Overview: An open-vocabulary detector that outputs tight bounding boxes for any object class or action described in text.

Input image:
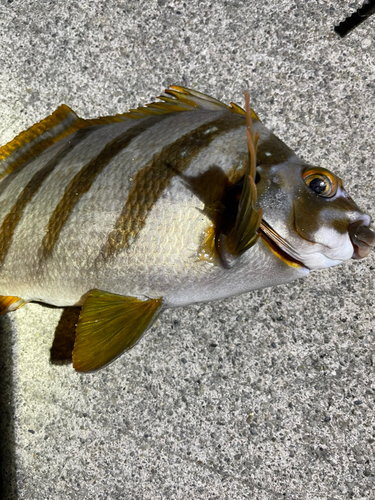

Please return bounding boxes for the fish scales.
[102,112,246,259]
[0,86,373,372]
[0,127,97,267]
[0,108,248,303]
[41,110,228,260]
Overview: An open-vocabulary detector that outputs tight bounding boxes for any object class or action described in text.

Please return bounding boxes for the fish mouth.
[259,220,306,269]
[349,220,375,259]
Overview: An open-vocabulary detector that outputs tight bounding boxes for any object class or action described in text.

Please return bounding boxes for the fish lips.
[349,220,375,259]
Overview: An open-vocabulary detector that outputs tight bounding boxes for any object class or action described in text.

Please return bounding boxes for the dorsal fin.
[121,86,260,120]
[0,86,259,180]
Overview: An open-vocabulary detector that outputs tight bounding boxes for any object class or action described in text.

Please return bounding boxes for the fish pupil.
[309,177,327,194]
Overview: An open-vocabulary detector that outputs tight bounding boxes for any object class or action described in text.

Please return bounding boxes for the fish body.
[0,106,304,306]
[0,87,373,371]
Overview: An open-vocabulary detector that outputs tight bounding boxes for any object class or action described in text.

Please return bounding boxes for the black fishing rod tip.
[334,0,375,38]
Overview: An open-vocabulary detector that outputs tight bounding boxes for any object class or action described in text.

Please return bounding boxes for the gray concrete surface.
[0,1,374,499]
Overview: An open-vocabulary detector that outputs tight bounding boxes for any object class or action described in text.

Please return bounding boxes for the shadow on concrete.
[0,314,18,500]
[50,306,80,366]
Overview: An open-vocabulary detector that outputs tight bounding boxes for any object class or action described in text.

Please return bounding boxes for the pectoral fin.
[216,91,263,268]
[0,295,25,314]
[72,289,163,372]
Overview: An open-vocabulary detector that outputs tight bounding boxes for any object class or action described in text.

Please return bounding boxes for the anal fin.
[0,295,25,314]
[72,289,162,372]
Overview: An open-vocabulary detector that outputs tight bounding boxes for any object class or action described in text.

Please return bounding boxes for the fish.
[0,86,373,372]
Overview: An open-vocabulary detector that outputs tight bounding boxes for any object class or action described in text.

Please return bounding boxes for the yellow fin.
[72,290,163,372]
[0,295,25,314]
[229,101,260,120]
[121,85,259,119]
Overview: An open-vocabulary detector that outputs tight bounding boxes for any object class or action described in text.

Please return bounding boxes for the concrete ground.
[0,1,374,499]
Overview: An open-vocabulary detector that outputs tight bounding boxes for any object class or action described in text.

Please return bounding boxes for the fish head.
[256,159,375,270]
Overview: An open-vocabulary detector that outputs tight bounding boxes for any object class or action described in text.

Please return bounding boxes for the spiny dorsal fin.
[216,91,263,268]
[123,85,260,120]
[72,290,163,372]
[0,295,25,314]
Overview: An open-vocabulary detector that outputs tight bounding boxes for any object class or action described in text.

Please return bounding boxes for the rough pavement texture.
[0,1,374,499]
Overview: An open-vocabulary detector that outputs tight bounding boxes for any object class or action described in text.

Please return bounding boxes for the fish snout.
[349,219,375,259]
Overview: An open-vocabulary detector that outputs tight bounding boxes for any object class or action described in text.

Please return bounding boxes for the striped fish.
[0,86,373,372]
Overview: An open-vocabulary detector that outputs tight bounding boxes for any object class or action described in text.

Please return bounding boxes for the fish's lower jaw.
[304,234,359,270]
[294,244,352,270]
[260,220,365,271]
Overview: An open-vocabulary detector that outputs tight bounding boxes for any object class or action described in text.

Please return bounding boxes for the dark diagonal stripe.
[101,112,245,260]
[0,127,96,267]
[0,125,96,200]
[40,113,172,260]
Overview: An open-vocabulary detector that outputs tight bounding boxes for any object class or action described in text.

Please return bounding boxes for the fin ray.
[0,295,25,314]
[72,289,162,372]
[116,85,257,119]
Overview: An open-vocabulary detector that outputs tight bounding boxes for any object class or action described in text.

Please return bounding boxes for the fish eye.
[303,168,337,198]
